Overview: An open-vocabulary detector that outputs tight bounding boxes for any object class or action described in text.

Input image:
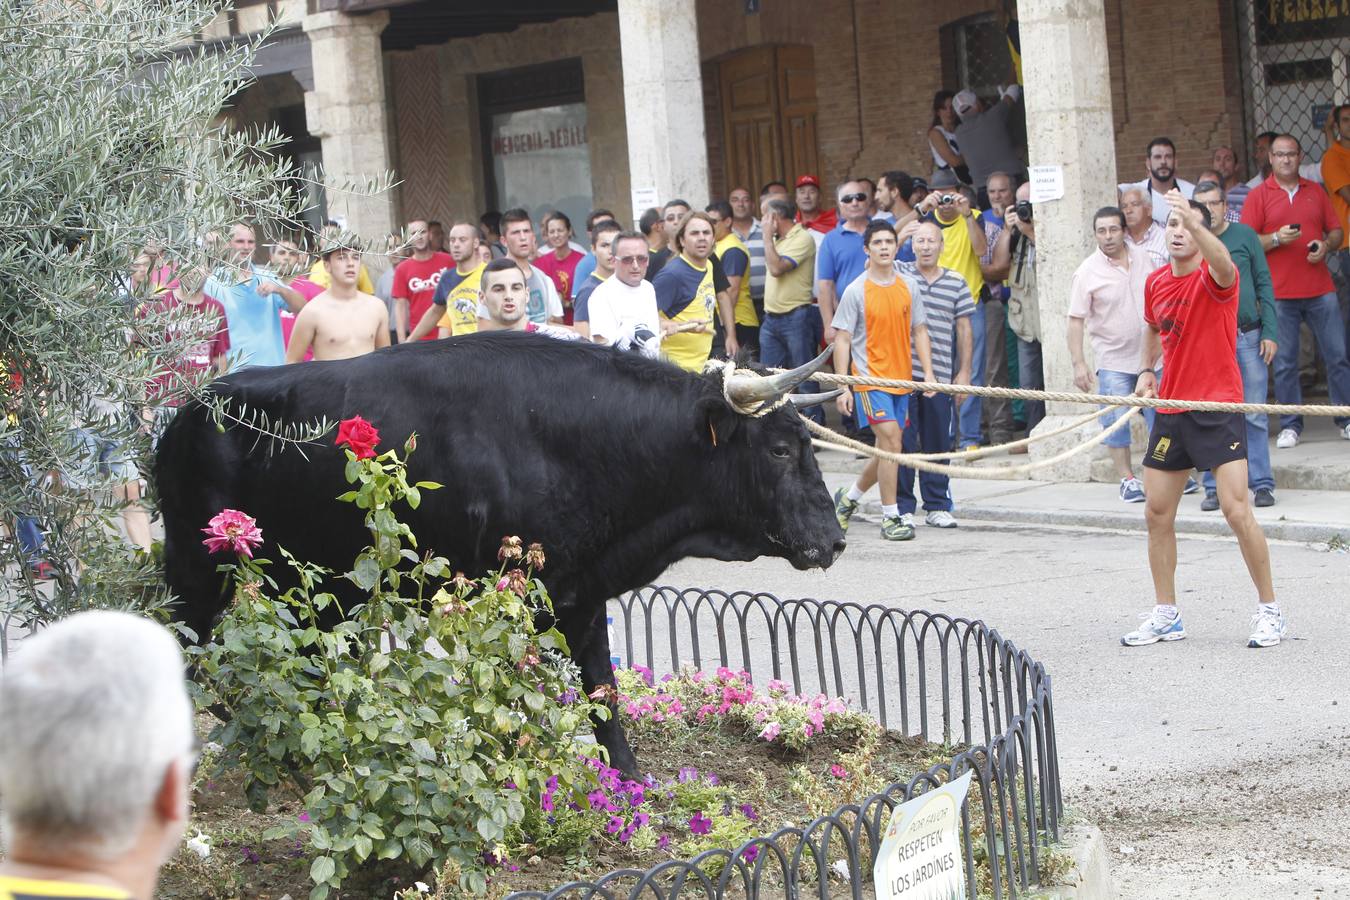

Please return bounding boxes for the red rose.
[335,415,380,459]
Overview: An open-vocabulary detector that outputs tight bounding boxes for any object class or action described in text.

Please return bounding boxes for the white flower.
[830,859,850,880]
[185,830,212,859]
[414,883,430,894]
[203,741,224,755]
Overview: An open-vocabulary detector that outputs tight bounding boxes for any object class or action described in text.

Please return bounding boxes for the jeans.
[14,515,44,564]
[956,301,986,447]
[761,304,824,423]
[1331,249,1350,350]
[1097,369,1156,448]
[1202,328,1274,493]
[982,300,1015,442]
[1016,338,1045,432]
[1273,292,1350,432]
[898,392,955,515]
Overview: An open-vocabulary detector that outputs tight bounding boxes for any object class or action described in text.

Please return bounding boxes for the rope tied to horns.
[705,358,793,418]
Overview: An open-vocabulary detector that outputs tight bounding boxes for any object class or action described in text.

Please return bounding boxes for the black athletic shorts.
[1143,411,1247,472]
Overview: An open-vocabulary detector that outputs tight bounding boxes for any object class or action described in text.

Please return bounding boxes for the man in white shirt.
[1121,187,1168,269]
[1118,137,1195,226]
[587,231,666,359]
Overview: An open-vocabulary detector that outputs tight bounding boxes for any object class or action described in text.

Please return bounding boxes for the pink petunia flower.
[829,764,849,779]
[201,509,263,558]
[758,722,781,742]
[689,811,712,835]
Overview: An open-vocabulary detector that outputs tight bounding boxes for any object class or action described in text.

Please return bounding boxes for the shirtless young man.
[285,245,390,363]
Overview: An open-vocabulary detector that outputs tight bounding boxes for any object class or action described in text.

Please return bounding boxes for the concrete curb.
[858,500,1347,543]
[1036,825,1116,899]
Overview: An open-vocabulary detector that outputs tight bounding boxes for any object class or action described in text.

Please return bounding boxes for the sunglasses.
[618,255,649,266]
[841,193,869,204]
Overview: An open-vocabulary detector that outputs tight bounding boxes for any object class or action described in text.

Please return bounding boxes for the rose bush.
[191,418,609,899]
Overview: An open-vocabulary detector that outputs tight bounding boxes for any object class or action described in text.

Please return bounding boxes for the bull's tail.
[155,401,239,645]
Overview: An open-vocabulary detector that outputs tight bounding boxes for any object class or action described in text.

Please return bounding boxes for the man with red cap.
[795,175,838,237]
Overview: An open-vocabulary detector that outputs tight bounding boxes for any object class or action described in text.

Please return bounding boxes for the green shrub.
[190,420,607,898]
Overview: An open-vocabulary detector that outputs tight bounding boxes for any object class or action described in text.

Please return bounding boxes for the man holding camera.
[902,189,987,448]
[1241,133,1349,448]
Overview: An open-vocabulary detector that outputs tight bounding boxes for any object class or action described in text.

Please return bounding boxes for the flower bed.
[160,666,958,899]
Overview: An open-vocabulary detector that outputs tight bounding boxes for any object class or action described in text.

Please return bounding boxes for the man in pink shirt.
[1068,206,1177,503]
[1241,133,1348,446]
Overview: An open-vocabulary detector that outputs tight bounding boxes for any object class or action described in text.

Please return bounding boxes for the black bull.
[156,332,846,774]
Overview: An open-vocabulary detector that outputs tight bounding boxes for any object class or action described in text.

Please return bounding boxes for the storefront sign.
[872,771,972,900]
[1256,0,1350,45]
[488,102,592,233]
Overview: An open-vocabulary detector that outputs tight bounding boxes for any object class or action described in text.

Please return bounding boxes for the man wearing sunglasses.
[587,231,667,359]
[0,611,196,900]
[816,180,874,347]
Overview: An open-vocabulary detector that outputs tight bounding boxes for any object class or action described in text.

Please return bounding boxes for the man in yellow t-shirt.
[408,222,487,340]
[761,195,823,419]
[0,612,196,900]
[708,200,758,356]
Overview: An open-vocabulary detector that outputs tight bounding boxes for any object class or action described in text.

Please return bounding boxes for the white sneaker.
[1341,423,1350,441]
[925,510,958,528]
[1275,428,1299,449]
[1247,606,1287,648]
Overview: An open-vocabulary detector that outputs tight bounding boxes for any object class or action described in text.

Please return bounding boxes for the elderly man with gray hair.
[0,611,195,900]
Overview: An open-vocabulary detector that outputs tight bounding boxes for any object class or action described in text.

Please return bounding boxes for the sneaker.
[881,513,916,541]
[833,487,859,533]
[1200,490,1219,511]
[1253,487,1275,508]
[1183,477,1200,495]
[1276,428,1299,449]
[1120,609,1187,647]
[1247,606,1287,648]
[925,510,958,529]
[1119,476,1145,503]
[1341,424,1350,441]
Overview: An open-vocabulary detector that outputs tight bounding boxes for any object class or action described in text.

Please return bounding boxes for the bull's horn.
[790,389,844,406]
[725,347,834,406]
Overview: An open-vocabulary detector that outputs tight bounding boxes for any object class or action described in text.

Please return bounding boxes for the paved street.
[657,511,1350,898]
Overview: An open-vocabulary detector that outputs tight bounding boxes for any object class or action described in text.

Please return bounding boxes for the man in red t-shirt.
[139,265,230,406]
[391,219,453,342]
[1122,190,1282,650]
[1240,133,1348,447]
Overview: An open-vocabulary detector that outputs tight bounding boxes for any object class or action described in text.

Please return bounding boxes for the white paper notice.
[873,770,972,900]
[1028,166,1065,204]
[631,186,660,226]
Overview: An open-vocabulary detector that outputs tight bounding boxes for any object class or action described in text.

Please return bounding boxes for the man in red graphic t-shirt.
[1121,189,1282,651]
[392,220,452,342]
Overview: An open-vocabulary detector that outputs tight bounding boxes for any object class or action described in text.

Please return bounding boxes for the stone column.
[1020,0,1120,480]
[616,0,709,222]
[302,10,397,240]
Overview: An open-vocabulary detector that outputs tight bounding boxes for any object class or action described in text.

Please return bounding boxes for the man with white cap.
[952,87,1027,209]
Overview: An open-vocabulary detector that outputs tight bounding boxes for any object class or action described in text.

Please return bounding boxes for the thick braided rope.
[803,406,1141,479]
[781,371,1350,417]
[704,358,792,418]
[891,404,1110,461]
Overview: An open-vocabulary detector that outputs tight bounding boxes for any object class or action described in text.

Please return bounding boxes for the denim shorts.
[1097,369,1155,448]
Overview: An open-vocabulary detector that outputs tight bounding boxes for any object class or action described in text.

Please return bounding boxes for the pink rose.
[201,509,263,558]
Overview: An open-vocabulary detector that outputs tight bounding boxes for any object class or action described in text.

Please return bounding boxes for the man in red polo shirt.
[1122,190,1282,650]
[1240,133,1349,447]
[794,175,838,237]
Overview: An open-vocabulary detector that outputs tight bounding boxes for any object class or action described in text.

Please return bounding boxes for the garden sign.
[872,771,973,900]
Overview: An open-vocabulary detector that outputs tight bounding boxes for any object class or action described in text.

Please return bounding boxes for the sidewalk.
[817,451,1350,543]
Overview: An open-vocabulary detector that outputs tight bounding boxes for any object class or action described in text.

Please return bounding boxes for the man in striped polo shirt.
[896,221,976,529]
[730,186,766,323]
[830,220,936,541]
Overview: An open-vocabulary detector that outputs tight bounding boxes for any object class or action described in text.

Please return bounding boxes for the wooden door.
[717,45,818,194]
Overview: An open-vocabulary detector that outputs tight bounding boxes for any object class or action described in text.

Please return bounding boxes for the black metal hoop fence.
[506,586,1063,899]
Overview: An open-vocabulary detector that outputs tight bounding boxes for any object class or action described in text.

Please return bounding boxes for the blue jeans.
[1273,292,1350,432]
[1097,369,1155,448]
[14,515,44,564]
[898,392,954,515]
[761,305,824,423]
[956,301,986,447]
[1202,328,1273,493]
[1016,338,1045,431]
